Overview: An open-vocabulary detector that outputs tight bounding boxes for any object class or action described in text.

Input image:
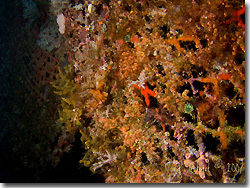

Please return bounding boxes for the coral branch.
[92,151,118,172]
[133,83,156,106]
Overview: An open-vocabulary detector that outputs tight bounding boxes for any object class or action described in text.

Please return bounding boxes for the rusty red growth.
[225,5,245,28]
[133,83,156,106]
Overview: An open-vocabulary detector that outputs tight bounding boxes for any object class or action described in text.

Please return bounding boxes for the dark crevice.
[186,130,198,150]
[203,133,221,155]
[227,105,245,128]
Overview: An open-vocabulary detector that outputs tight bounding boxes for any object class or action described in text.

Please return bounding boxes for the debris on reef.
[51,0,245,183]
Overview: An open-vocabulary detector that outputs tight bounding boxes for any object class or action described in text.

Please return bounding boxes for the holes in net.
[141,152,149,165]
[156,64,166,76]
[179,40,198,51]
[228,138,245,158]
[95,4,103,15]
[176,29,183,35]
[69,32,74,38]
[136,3,143,11]
[146,28,153,34]
[203,133,221,155]
[146,82,158,108]
[233,172,244,183]
[151,118,162,132]
[46,72,51,79]
[159,24,170,39]
[127,42,135,49]
[220,80,236,99]
[199,39,208,48]
[183,113,195,124]
[103,38,110,46]
[103,93,113,106]
[135,32,141,38]
[155,147,163,158]
[193,80,205,92]
[167,147,175,158]
[178,83,193,97]
[207,118,220,129]
[69,0,76,6]
[144,15,151,23]
[164,124,175,141]
[171,45,177,51]
[227,105,245,128]
[103,0,111,7]
[234,46,245,65]
[124,4,132,12]
[240,13,245,25]
[191,65,207,78]
[186,129,198,150]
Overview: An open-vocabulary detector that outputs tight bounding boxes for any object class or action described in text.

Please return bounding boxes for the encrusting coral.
[50,0,245,183]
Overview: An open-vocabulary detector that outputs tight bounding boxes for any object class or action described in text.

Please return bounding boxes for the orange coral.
[218,73,232,81]
[218,128,228,150]
[235,129,245,136]
[165,35,200,51]
[225,5,245,28]
[196,73,232,99]
[133,83,156,106]
[199,77,219,97]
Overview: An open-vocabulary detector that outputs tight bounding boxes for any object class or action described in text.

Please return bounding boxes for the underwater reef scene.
[0,0,245,183]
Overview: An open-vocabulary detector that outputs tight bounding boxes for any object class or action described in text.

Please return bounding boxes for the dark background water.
[0,0,105,183]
